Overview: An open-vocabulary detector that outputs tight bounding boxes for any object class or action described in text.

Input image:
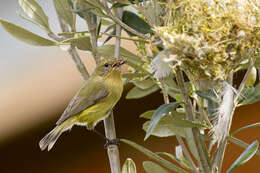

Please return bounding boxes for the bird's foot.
[104,138,120,149]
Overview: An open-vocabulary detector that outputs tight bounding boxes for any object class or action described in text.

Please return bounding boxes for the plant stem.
[98,0,148,39]
[68,47,90,80]
[175,67,211,173]
[47,14,90,81]
[103,6,123,173]
[84,13,101,63]
[159,78,199,172]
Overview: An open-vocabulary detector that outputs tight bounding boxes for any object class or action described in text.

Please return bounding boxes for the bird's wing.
[56,80,109,125]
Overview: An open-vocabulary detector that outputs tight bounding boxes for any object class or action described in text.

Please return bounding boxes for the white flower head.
[150,50,173,79]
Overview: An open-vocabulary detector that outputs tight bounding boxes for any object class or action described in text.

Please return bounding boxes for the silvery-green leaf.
[18,0,50,32]
[133,78,155,90]
[143,161,169,173]
[175,145,192,169]
[144,102,180,140]
[139,110,155,119]
[142,110,205,138]
[245,67,257,87]
[61,36,92,51]
[0,19,56,46]
[122,10,152,35]
[142,116,186,138]
[53,0,75,30]
[126,85,159,99]
[185,128,199,160]
[231,122,260,136]
[122,158,137,173]
[229,137,260,157]
[227,140,259,173]
[120,139,188,173]
[240,83,260,105]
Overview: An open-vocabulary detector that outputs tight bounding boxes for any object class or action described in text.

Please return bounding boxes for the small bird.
[39,58,125,151]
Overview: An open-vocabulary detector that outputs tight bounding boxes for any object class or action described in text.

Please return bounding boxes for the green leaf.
[227,140,259,173]
[126,85,159,99]
[143,161,169,173]
[232,122,260,136]
[122,10,152,35]
[0,19,56,46]
[18,0,50,32]
[141,109,205,138]
[156,152,192,170]
[123,73,147,81]
[240,83,260,105]
[61,36,92,51]
[228,136,260,157]
[120,139,188,173]
[133,78,155,90]
[144,102,180,140]
[97,44,143,67]
[142,117,186,138]
[122,158,137,173]
[196,89,219,117]
[245,67,257,87]
[53,0,75,31]
[185,128,199,160]
[140,110,155,119]
[175,145,192,170]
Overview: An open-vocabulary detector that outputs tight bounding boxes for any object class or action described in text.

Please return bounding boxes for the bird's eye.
[104,63,109,67]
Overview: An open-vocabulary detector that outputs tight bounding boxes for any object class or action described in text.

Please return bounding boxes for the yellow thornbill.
[39,58,125,151]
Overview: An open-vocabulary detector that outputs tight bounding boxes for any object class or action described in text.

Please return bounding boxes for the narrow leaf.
[143,161,169,173]
[122,10,152,35]
[120,139,188,173]
[227,140,259,173]
[126,85,159,99]
[144,102,180,140]
[122,158,137,173]
[61,36,92,51]
[140,110,155,119]
[185,128,199,160]
[0,19,56,46]
[229,136,260,157]
[245,67,257,87]
[133,78,155,90]
[231,122,260,136]
[156,152,192,170]
[18,0,50,32]
[240,83,260,105]
[53,0,75,30]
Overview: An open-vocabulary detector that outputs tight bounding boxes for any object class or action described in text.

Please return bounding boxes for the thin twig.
[103,6,123,173]
[159,78,199,172]
[84,12,101,63]
[98,0,148,39]
[47,15,89,81]
[175,67,211,173]
[68,47,90,79]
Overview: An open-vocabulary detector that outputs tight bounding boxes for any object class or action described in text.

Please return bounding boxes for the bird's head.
[94,58,125,77]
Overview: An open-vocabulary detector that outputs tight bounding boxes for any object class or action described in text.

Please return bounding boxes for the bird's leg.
[93,128,119,148]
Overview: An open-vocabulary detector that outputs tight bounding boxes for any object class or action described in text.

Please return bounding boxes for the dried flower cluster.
[155,0,260,85]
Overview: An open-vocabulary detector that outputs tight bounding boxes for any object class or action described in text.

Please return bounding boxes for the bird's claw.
[104,138,120,149]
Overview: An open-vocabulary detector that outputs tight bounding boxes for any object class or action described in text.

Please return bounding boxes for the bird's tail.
[39,118,75,151]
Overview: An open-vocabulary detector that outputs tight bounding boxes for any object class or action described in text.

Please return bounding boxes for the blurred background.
[0,1,259,173]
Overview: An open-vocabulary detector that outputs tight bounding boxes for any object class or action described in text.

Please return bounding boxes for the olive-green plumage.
[39,58,124,151]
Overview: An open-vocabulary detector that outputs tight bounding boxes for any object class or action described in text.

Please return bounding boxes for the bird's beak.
[112,60,126,68]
